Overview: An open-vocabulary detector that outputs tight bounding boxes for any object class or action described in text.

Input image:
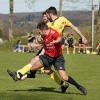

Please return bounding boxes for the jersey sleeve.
[53,31,59,40]
[62,16,72,27]
[47,22,52,28]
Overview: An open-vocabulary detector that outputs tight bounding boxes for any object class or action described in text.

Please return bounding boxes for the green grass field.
[0,51,100,100]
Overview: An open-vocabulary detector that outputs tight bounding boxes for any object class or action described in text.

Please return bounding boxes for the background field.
[0,51,100,100]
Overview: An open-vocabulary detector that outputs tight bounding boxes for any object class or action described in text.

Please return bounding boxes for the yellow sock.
[49,71,62,85]
[40,67,44,73]
[17,64,32,75]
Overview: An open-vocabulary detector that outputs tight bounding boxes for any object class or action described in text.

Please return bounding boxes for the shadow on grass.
[8,87,59,93]
[7,86,83,95]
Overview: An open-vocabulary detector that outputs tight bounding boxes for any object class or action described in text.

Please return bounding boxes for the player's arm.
[70,24,87,44]
[51,36,62,44]
[63,16,87,44]
[31,42,42,49]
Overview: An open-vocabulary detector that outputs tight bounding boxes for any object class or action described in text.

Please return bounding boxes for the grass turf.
[0,51,100,100]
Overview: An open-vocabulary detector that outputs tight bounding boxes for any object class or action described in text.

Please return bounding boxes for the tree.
[9,0,14,40]
[0,22,3,38]
[0,28,2,38]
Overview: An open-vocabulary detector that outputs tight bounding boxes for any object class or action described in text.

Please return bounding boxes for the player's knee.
[31,56,39,62]
[44,70,52,75]
[60,75,68,81]
[31,56,39,65]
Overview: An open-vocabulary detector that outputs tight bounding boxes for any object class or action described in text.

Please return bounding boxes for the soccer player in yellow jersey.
[45,6,87,93]
[29,6,87,94]
[7,7,87,94]
[47,7,87,93]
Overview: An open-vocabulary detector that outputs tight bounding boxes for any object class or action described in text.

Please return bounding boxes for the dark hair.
[42,11,46,15]
[47,6,57,15]
[37,22,48,30]
[16,40,21,44]
[45,8,49,14]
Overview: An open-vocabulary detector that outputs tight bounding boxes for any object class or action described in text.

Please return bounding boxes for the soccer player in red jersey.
[23,12,69,93]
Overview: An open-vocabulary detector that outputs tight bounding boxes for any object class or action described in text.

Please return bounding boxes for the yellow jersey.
[47,16,72,36]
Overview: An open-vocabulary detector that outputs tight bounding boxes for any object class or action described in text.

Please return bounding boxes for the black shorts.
[39,54,65,70]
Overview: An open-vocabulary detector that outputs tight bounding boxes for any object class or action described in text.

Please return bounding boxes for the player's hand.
[82,37,87,44]
[50,40,56,44]
[46,41,55,47]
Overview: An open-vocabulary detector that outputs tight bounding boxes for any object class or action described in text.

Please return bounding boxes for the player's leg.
[58,70,87,95]
[44,68,64,86]
[7,57,43,81]
[21,55,42,80]
[54,55,87,95]
[53,55,69,93]
[17,57,39,76]
[45,69,69,93]
[23,48,44,79]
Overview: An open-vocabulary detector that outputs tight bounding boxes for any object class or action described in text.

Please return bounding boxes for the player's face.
[38,29,47,37]
[46,12,52,22]
[42,14,48,23]
[47,13,52,20]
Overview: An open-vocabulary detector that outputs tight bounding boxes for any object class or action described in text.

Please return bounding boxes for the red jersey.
[43,29,62,57]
